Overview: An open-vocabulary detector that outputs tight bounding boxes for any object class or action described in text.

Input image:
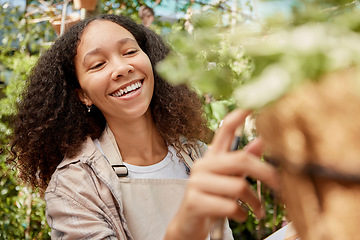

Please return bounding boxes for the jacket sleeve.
[44,157,129,240]
[46,190,118,240]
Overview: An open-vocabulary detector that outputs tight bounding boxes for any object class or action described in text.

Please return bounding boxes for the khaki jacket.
[45,126,207,239]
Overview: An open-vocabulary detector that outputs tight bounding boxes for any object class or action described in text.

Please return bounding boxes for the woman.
[9,14,278,239]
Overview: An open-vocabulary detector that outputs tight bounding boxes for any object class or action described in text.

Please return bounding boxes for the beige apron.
[98,127,233,240]
[119,176,189,239]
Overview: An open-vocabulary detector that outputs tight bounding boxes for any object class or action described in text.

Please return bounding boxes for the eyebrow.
[82,38,138,67]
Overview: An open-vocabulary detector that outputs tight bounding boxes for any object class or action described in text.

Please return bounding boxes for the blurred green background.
[1,0,358,239]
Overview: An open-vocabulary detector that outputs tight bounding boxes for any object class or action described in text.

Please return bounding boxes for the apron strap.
[179,149,194,168]
[112,165,129,177]
[94,137,130,177]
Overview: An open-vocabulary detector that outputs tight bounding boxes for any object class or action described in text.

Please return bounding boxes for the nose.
[111,59,135,80]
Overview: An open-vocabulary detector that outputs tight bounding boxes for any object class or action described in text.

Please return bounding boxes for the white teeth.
[111,81,142,97]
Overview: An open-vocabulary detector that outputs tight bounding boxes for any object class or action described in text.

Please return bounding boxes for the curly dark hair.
[9,14,211,192]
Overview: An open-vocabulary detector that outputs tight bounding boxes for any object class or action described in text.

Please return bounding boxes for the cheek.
[79,73,109,98]
[140,54,154,77]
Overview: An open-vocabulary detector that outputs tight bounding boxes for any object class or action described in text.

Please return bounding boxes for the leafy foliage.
[158,0,360,110]
[0,2,56,55]
[158,10,253,100]
[234,0,360,110]
[0,156,50,240]
[157,1,360,239]
[0,51,50,239]
[102,0,146,20]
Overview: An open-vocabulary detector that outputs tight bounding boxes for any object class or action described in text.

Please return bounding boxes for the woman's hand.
[165,109,280,240]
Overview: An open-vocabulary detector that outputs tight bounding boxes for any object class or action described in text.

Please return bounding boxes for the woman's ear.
[76,89,92,106]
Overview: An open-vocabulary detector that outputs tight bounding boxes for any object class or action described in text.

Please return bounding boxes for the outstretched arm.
[164,109,280,240]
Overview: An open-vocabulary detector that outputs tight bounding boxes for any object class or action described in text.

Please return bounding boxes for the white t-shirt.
[123,145,189,179]
[94,138,189,179]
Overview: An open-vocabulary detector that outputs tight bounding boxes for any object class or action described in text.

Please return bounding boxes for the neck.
[107,110,168,166]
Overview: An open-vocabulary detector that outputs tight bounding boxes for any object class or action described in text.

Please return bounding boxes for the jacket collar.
[56,136,100,169]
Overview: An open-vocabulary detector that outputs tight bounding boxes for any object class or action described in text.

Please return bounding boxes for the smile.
[110,80,143,97]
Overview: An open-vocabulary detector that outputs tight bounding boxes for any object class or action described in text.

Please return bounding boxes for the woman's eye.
[125,50,138,55]
[90,62,104,70]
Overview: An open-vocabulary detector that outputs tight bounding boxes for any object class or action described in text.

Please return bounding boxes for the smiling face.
[75,20,154,124]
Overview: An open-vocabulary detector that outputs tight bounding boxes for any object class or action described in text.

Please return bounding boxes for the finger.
[189,173,250,198]
[211,109,251,153]
[230,203,251,222]
[185,190,249,221]
[189,174,265,219]
[195,151,280,191]
[244,138,265,158]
